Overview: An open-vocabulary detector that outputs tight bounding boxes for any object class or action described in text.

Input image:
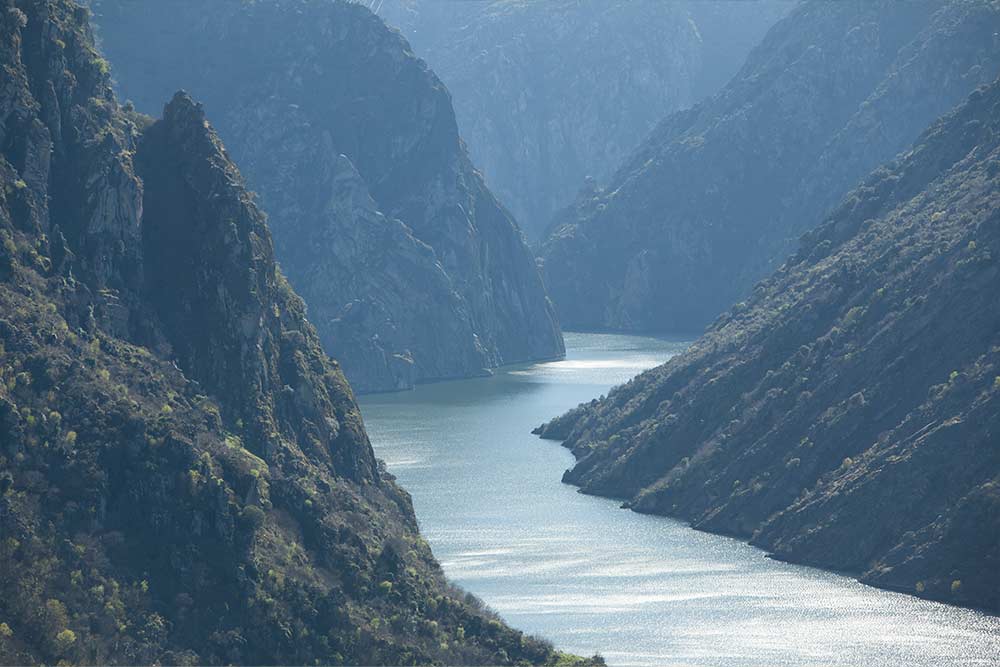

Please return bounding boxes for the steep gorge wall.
[90,0,564,393]
[539,0,1000,334]
[378,0,792,239]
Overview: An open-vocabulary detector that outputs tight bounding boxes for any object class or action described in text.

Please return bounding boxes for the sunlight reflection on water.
[361,332,1000,667]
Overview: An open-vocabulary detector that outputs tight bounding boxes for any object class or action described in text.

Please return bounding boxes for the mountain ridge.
[539,0,1000,334]
[377,0,792,240]
[536,76,1000,612]
[89,0,564,394]
[0,2,596,663]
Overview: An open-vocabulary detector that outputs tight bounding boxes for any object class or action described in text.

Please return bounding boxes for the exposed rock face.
[89,0,563,393]
[539,0,1000,333]
[536,78,1000,612]
[0,2,595,664]
[296,154,488,392]
[378,0,792,239]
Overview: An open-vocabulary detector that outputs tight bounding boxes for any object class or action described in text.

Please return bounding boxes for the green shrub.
[55,628,76,652]
[92,57,110,76]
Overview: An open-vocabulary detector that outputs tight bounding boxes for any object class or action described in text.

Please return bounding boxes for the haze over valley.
[1,1,997,665]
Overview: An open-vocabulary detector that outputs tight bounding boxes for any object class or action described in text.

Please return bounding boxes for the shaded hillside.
[536,78,1000,612]
[540,0,1000,333]
[89,0,563,393]
[0,1,597,664]
[379,0,791,239]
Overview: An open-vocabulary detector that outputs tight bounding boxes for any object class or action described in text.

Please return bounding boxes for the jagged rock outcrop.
[378,0,791,239]
[0,2,597,664]
[88,0,563,393]
[536,78,1000,612]
[539,0,1000,332]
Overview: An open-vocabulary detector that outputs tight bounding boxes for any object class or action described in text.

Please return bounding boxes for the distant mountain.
[539,0,1000,333]
[378,0,792,239]
[536,77,1000,612]
[89,0,563,394]
[0,1,596,663]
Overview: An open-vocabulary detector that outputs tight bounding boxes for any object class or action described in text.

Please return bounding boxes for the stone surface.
[90,0,564,393]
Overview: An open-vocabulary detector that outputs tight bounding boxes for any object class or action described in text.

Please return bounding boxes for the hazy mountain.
[537,78,1000,611]
[539,0,1000,333]
[378,0,792,239]
[0,2,596,663]
[89,0,564,394]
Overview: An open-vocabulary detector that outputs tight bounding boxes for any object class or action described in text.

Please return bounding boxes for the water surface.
[361,332,1000,667]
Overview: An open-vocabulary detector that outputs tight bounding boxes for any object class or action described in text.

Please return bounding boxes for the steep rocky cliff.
[378,0,791,239]
[536,78,1000,612]
[89,0,563,393]
[0,2,596,664]
[539,0,1000,333]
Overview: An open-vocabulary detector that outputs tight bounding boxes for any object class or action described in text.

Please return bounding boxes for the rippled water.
[360,332,1000,667]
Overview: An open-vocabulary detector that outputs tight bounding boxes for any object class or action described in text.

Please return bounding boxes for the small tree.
[55,628,76,654]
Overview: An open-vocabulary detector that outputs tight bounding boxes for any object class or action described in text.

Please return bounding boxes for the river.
[360,332,1000,667]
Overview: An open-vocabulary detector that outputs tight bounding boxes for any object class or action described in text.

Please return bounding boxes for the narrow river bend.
[360,332,1000,667]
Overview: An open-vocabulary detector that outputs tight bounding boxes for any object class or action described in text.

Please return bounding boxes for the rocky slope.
[539,0,1000,333]
[0,2,598,664]
[378,0,791,239]
[88,0,563,393]
[536,78,1000,612]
